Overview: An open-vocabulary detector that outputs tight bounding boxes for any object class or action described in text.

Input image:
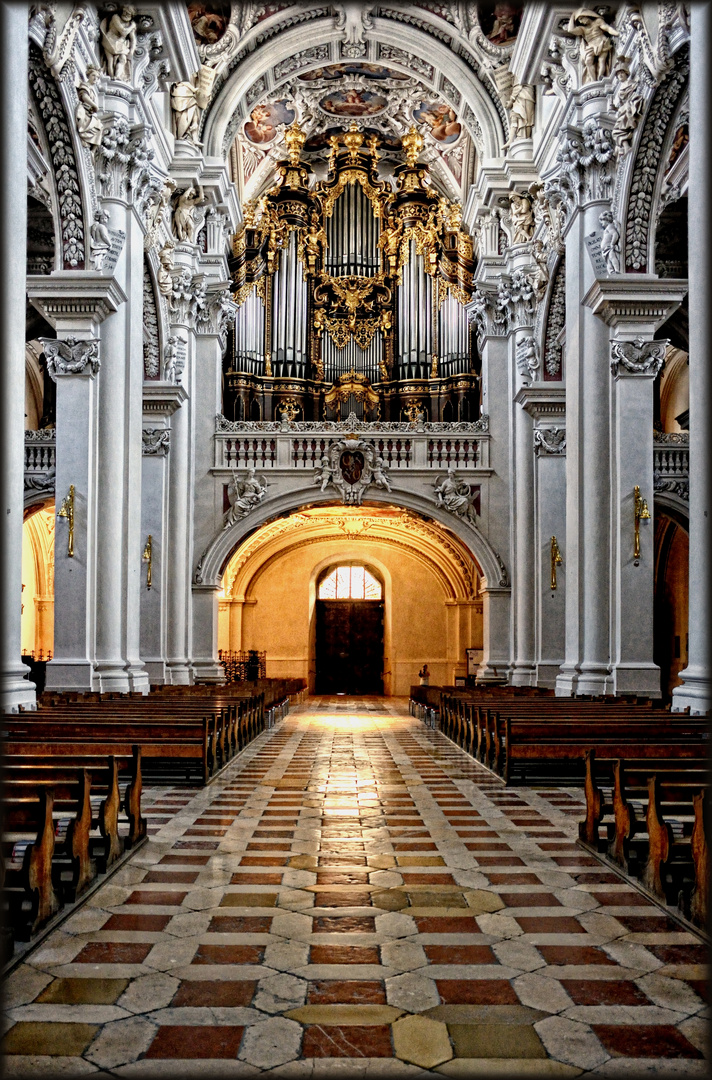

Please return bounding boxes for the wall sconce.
[57,485,75,557]
[142,535,153,589]
[550,535,563,589]
[633,486,650,562]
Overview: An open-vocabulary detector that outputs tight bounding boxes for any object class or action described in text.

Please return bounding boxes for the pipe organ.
[226,121,479,423]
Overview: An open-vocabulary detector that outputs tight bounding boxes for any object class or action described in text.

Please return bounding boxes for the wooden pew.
[578,749,709,931]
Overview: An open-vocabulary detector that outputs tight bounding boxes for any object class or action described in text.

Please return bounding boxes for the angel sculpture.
[225,467,267,527]
[314,455,332,493]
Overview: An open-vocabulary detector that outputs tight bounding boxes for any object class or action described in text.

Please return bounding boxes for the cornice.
[582,276,688,332]
[142,383,188,415]
[513,384,566,420]
[26,272,128,330]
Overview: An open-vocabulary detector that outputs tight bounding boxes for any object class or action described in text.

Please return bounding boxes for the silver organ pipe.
[438,292,470,378]
[271,231,308,378]
[232,286,265,376]
[396,241,431,381]
[325,184,380,276]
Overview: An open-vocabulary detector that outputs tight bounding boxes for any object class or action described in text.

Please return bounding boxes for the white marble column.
[0,2,35,710]
[510,320,537,686]
[27,276,127,692]
[672,1,711,714]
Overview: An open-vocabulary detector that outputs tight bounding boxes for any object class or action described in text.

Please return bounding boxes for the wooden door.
[315,600,384,694]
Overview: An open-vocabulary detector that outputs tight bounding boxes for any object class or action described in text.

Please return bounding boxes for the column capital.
[27,272,128,335]
[582,276,688,335]
[610,338,667,379]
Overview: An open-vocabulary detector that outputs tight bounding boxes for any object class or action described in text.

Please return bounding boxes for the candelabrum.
[142,535,153,589]
[57,485,75,557]
[633,486,650,562]
[550,535,562,589]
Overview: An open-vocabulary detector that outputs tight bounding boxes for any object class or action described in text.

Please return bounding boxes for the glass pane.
[319,570,337,599]
[364,570,382,599]
[336,566,350,599]
[351,566,365,599]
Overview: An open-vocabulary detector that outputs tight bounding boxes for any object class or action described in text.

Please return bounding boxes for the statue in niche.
[75,66,103,148]
[599,210,621,273]
[170,71,212,145]
[508,82,535,140]
[90,208,112,269]
[225,467,268,526]
[567,8,619,83]
[99,5,138,83]
[163,335,182,383]
[173,185,207,244]
[530,238,549,301]
[509,192,534,245]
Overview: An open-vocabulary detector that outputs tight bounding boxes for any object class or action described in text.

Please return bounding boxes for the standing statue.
[599,210,621,274]
[611,62,645,156]
[530,238,550,301]
[567,8,619,83]
[173,185,207,244]
[75,66,103,148]
[509,193,534,245]
[157,243,174,296]
[225,468,268,526]
[99,5,138,83]
[304,211,327,273]
[170,72,211,145]
[163,335,181,383]
[508,82,535,140]
[434,468,477,524]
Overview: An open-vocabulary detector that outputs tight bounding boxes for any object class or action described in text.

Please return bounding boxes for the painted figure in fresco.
[414,102,461,143]
[244,101,296,144]
[188,2,230,44]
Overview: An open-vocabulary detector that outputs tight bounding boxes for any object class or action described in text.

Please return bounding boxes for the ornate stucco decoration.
[516,337,540,383]
[195,285,239,346]
[624,47,689,271]
[498,271,536,329]
[225,468,269,526]
[610,338,667,378]
[95,115,160,213]
[313,438,392,505]
[434,468,479,526]
[468,285,507,349]
[142,429,170,456]
[28,48,85,269]
[545,118,615,226]
[654,471,688,501]
[215,412,490,435]
[533,427,566,455]
[143,263,160,379]
[39,338,100,381]
[542,258,566,379]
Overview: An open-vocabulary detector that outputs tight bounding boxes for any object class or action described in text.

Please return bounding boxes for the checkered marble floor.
[2,697,708,1077]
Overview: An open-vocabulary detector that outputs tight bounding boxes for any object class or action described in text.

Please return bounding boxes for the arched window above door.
[318,565,382,600]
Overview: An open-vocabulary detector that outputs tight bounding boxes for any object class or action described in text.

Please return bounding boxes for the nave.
[2,699,708,1078]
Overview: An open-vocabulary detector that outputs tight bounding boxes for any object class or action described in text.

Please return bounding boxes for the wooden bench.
[579,749,709,931]
[1,748,144,942]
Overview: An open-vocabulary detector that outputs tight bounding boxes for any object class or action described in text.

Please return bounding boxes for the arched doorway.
[315,564,384,695]
[653,509,689,702]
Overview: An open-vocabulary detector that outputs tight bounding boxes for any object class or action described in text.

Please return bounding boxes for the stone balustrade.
[654,433,689,501]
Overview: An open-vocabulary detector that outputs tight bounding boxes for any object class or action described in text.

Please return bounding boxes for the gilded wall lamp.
[633,486,650,562]
[57,485,75,557]
[142,535,153,589]
[550,535,562,589]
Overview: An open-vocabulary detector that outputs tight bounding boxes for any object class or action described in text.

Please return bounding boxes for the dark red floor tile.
[231,872,283,885]
[685,980,709,1003]
[143,871,199,884]
[195,817,235,826]
[399,873,457,885]
[145,1025,245,1058]
[316,872,370,885]
[499,892,562,908]
[646,944,710,964]
[414,916,482,934]
[487,874,541,885]
[516,917,585,934]
[591,891,652,907]
[393,842,437,851]
[424,945,497,965]
[239,856,288,866]
[592,1024,704,1058]
[475,856,526,866]
[126,891,187,906]
[309,945,381,964]
[307,981,386,1004]
[183,828,227,837]
[319,856,367,866]
[192,944,264,964]
[615,914,683,933]
[75,942,153,964]
[159,855,210,866]
[207,916,273,933]
[302,1025,392,1057]
[465,842,513,852]
[561,980,652,1006]
[102,914,171,932]
[536,945,617,965]
[172,841,218,850]
[552,856,599,867]
[436,979,519,1004]
[172,981,257,1007]
[313,916,376,933]
[246,842,290,850]
[253,830,295,838]
[572,872,621,885]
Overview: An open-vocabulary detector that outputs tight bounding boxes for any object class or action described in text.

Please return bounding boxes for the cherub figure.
[567,7,619,83]
[314,455,332,492]
[372,456,392,493]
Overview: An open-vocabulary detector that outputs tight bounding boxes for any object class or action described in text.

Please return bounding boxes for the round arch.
[201,18,506,163]
[195,488,508,595]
